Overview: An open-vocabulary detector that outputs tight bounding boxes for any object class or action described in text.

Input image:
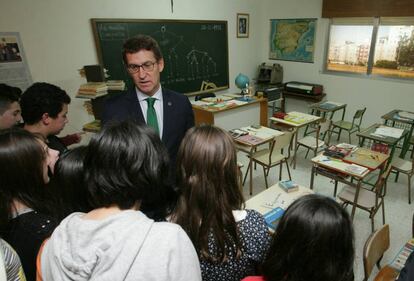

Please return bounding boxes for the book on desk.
[263,207,285,231]
[235,134,264,146]
[279,180,299,193]
[343,147,389,170]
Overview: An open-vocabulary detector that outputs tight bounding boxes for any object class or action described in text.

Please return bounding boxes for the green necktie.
[146,97,159,134]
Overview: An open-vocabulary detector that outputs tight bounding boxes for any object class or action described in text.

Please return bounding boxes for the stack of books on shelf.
[77,82,108,98]
[106,80,125,91]
[82,120,101,133]
[83,100,94,115]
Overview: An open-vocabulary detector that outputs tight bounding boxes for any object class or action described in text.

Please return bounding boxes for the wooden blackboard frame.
[91,18,229,96]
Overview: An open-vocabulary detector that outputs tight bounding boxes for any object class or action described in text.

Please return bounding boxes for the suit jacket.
[102,87,195,166]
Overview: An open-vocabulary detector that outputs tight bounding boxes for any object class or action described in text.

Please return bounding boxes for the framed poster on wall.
[269,18,316,63]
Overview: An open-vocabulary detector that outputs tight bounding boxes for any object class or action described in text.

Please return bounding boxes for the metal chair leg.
[279,164,282,180]
[263,166,269,189]
[409,174,412,204]
[337,128,342,141]
[286,160,292,180]
[242,163,250,185]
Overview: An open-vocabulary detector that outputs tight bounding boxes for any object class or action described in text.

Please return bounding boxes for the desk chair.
[338,164,392,232]
[363,224,390,281]
[331,107,366,144]
[391,155,414,204]
[296,119,332,159]
[246,131,294,189]
[237,162,244,189]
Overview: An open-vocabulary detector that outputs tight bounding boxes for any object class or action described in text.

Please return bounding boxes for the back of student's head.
[50,145,91,220]
[0,83,21,114]
[84,121,170,213]
[262,194,354,281]
[173,124,244,262]
[20,82,70,124]
[0,128,49,228]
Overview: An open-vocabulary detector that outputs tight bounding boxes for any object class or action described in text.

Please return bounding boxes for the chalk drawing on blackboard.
[91,19,229,95]
[148,26,220,84]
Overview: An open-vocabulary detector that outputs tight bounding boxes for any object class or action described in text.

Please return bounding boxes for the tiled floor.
[238,131,412,281]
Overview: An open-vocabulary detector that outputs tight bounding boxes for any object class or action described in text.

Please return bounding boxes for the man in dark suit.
[102,35,194,172]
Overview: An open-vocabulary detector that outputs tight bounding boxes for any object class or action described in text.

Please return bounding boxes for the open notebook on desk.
[343,147,389,170]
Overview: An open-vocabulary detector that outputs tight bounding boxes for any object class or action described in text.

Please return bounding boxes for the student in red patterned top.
[242,194,355,281]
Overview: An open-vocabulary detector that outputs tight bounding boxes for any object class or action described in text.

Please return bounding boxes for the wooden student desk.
[192,96,268,130]
[245,183,313,214]
[382,109,414,159]
[357,123,410,162]
[304,100,347,137]
[308,100,347,121]
[233,126,284,195]
[310,149,389,220]
[270,112,322,169]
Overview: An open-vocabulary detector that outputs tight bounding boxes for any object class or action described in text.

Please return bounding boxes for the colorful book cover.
[236,134,264,146]
[390,239,414,271]
[278,180,299,193]
[263,207,285,230]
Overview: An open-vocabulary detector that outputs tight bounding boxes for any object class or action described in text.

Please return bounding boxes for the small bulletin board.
[91,19,229,95]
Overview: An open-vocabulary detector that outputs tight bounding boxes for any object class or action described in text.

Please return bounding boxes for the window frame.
[323,17,414,82]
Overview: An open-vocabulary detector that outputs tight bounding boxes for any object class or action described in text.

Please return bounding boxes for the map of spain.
[269,19,316,63]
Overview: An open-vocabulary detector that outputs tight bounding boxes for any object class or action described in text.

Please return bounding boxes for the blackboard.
[91,19,229,95]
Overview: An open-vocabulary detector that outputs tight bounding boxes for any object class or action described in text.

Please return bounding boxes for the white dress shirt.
[136,87,164,138]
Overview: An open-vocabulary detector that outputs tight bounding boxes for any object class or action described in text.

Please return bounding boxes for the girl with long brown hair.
[172,125,271,281]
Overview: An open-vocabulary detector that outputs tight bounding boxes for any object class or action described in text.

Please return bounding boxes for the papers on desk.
[227,99,248,106]
[222,93,242,99]
[240,126,283,139]
[191,100,212,106]
[261,192,295,210]
[345,164,368,175]
[284,111,320,124]
[318,101,344,110]
[373,126,404,139]
[201,95,233,102]
[398,111,414,120]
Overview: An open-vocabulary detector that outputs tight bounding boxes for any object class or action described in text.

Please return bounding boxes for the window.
[325,17,414,80]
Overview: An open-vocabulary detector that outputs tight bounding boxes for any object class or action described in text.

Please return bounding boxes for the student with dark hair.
[0,83,22,129]
[20,82,81,153]
[49,146,92,221]
[102,35,194,178]
[39,121,201,281]
[0,128,59,281]
[171,125,271,281]
[242,194,355,281]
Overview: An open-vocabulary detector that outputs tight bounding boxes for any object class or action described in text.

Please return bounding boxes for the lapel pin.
[168,102,172,106]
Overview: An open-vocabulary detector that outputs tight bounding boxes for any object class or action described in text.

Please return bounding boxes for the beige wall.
[1,0,413,135]
[258,0,414,126]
